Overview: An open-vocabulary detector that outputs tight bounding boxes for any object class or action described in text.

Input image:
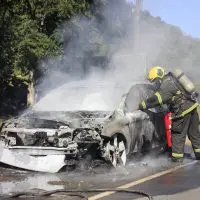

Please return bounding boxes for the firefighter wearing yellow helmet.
[148,66,165,81]
[139,66,200,162]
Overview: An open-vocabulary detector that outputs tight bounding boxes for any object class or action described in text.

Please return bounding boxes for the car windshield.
[34,81,128,111]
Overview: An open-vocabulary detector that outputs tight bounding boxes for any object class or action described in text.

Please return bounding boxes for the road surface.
[0,145,199,200]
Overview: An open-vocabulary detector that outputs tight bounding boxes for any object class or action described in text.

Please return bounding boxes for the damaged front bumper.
[0,119,104,173]
[0,143,68,173]
[0,131,79,173]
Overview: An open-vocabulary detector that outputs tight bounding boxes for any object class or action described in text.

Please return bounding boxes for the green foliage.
[0,0,94,87]
[0,0,101,115]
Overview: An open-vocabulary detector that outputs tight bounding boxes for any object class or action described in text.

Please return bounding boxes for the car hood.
[2,110,111,131]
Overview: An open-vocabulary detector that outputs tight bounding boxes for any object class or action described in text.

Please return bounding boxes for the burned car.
[0,81,166,172]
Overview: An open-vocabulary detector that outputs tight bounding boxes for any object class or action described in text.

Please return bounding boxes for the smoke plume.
[34,1,199,111]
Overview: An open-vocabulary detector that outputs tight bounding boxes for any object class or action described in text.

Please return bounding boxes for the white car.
[0,81,166,172]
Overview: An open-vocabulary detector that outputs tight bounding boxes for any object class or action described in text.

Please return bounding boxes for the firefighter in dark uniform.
[139,66,200,162]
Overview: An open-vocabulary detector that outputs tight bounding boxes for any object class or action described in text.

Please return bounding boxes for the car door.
[123,83,165,155]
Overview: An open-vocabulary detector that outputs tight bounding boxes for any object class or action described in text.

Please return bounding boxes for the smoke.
[55,155,174,185]
[34,1,197,112]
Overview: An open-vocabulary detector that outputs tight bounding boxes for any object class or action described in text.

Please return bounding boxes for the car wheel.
[105,134,127,167]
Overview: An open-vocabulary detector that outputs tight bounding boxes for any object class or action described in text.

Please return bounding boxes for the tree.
[0,0,100,114]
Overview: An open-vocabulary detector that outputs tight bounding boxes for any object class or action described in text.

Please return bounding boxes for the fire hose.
[1,188,153,200]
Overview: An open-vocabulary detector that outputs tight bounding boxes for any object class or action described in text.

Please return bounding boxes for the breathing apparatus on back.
[170,69,199,102]
[147,66,199,102]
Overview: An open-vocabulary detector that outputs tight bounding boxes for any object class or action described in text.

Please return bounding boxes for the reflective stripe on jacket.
[141,74,198,117]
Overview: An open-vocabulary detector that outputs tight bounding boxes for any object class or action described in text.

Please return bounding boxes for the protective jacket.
[139,73,200,161]
[140,73,199,118]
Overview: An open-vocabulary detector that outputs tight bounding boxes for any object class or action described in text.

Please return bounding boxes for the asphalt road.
[0,146,199,200]
[89,160,200,200]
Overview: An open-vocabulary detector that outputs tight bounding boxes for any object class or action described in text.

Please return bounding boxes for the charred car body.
[0,81,166,172]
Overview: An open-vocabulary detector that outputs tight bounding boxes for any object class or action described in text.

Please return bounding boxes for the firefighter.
[138,66,200,162]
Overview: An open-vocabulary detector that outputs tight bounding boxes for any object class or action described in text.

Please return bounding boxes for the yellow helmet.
[148,66,165,82]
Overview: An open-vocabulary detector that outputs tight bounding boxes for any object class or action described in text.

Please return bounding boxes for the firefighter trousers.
[171,108,200,160]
